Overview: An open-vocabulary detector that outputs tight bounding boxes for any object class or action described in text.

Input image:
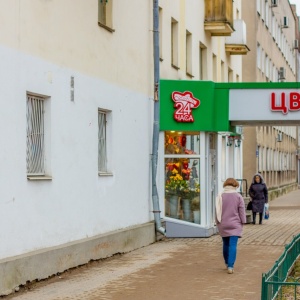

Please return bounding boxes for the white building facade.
[0,0,245,295]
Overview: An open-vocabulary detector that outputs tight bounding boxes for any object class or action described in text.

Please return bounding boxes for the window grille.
[26,95,45,175]
[98,110,107,173]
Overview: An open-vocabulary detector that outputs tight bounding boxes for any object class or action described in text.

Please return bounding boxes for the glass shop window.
[164,131,201,224]
[165,131,200,155]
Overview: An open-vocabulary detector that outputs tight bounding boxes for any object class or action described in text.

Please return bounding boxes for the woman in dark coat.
[248,173,268,225]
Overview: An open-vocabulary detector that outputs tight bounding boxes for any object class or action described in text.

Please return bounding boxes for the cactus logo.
[171,91,200,122]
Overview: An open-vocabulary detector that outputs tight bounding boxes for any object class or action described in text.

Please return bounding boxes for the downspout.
[151,0,165,235]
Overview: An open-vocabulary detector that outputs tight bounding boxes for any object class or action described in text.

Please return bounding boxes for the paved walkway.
[6,189,300,300]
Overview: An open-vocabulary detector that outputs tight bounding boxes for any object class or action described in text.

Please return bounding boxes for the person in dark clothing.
[248,173,268,225]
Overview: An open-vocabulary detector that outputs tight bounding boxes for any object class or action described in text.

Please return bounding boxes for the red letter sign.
[270,92,300,114]
[171,91,200,122]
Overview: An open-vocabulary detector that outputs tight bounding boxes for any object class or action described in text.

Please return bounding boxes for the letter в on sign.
[289,92,300,111]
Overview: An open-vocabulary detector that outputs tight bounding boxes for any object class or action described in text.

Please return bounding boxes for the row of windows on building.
[257,43,295,82]
[257,146,297,171]
[26,94,109,177]
[256,0,296,76]
[98,0,240,83]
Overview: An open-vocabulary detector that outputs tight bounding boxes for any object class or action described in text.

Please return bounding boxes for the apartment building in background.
[242,0,299,198]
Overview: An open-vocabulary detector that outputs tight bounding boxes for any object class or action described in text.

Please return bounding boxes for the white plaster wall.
[0,45,153,259]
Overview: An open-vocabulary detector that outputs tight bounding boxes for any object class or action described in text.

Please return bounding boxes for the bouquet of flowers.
[165,169,188,196]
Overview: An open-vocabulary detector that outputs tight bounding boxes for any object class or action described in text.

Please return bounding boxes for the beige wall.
[0,0,153,94]
[159,0,242,82]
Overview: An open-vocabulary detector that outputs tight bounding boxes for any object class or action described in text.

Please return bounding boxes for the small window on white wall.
[98,0,113,31]
[265,2,269,27]
[27,95,46,175]
[199,43,207,80]
[257,0,261,15]
[26,94,51,178]
[271,14,276,39]
[265,55,269,78]
[261,49,265,73]
[257,44,261,70]
[98,109,112,175]
[186,30,193,77]
[171,18,179,68]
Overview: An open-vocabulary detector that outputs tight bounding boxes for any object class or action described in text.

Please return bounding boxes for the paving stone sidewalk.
[6,189,300,300]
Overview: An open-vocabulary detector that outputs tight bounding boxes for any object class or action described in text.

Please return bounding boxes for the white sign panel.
[229,89,300,123]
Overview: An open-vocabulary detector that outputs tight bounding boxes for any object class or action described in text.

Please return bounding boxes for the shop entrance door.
[207,134,217,228]
[208,150,217,227]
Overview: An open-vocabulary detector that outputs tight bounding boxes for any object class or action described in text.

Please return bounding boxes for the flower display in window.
[165,169,188,196]
[180,182,200,200]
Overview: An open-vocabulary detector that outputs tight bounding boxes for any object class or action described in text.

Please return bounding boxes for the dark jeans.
[252,212,263,224]
[222,236,239,269]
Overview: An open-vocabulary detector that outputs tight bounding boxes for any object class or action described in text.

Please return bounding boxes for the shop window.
[164,131,201,224]
[165,131,200,155]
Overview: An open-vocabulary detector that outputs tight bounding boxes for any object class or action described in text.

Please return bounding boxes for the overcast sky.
[290,0,300,15]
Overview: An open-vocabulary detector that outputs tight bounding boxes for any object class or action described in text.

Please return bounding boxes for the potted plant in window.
[180,183,200,222]
[165,170,188,218]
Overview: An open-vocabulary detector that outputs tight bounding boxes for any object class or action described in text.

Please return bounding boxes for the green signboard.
[160,80,300,132]
[160,79,231,132]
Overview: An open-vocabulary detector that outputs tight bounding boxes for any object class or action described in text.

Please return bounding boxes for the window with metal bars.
[26,95,45,175]
[98,110,108,173]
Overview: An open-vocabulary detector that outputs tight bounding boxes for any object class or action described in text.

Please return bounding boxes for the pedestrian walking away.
[215,178,247,274]
[248,173,268,225]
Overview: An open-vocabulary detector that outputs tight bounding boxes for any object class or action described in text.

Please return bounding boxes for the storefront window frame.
[164,131,204,226]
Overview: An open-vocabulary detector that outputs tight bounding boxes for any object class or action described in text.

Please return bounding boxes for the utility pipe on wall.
[151,0,165,235]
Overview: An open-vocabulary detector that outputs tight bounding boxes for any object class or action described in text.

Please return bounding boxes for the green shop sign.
[160,80,231,132]
[160,80,300,132]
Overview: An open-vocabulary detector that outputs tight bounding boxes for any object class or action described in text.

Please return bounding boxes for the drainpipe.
[151,0,165,235]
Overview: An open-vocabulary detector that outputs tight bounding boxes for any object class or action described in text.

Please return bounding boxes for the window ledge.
[171,64,180,70]
[27,175,52,181]
[186,72,195,78]
[98,172,113,177]
[98,22,115,32]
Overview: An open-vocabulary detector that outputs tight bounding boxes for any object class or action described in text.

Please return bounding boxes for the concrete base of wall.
[165,220,218,238]
[0,222,156,296]
[268,183,298,201]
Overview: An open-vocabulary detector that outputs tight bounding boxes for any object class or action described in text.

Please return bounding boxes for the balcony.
[225,20,250,55]
[204,0,234,36]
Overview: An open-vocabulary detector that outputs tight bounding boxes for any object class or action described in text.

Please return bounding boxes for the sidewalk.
[6,189,300,300]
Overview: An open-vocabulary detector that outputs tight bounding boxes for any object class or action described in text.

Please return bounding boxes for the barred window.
[26,95,45,175]
[98,110,107,172]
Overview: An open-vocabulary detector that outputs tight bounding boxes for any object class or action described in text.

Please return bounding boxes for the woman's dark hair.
[223,178,239,188]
